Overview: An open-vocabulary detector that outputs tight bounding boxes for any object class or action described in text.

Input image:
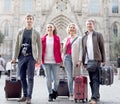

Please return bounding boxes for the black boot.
[52,90,58,99]
[48,94,53,102]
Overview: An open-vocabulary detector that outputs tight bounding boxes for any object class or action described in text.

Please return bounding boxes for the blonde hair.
[66,23,78,34]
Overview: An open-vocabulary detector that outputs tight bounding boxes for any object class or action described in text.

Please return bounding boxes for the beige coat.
[13,29,42,61]
[62,35,82,77]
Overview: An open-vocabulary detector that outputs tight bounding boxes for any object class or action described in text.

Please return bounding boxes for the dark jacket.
[82,31,105,65]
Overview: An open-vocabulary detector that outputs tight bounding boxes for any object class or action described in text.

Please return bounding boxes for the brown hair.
[25,14,34,20]
[47,23,57,34]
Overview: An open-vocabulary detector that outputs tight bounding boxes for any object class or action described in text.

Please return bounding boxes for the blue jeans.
[63,54,73,95]
[44,64,59,94]
[18,56,36,99]
[88,63,100,100]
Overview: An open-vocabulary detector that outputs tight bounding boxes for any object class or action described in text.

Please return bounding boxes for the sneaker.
[69,95,74,101]
[89,97,100,102]
[18,97,26,102]
[48,94,53,102]
[89,99,97,104]
[26,98,31,104]
[52,90,58,99]
[97,98,100,102]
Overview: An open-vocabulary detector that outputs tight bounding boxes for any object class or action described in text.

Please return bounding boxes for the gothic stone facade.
[0,0,120,62]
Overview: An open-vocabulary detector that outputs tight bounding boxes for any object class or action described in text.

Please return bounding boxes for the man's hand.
[77,61,82,68]
[36,59,41,65]
[101,62,105,66]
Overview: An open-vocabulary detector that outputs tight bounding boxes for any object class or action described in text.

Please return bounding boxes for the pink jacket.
[41,34,62,64]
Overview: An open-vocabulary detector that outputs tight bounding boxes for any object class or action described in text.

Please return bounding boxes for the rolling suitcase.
[57,66,69,97]
[4,63,22,99]
[4,79,21,99]
[99,66,114,85]
[57,79,69,96]
[74,76,88,103]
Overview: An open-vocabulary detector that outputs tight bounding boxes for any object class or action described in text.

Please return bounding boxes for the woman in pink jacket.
[41,23,62,102]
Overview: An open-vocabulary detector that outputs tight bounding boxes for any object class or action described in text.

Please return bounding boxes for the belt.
[23,53,32,56]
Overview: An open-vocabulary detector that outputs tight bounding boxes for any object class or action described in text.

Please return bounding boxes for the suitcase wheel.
[74,99,77,103]
[82,98,88,103]
[82,99,85,103]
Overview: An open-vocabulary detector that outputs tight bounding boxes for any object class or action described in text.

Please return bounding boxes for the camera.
[21,43,29,55]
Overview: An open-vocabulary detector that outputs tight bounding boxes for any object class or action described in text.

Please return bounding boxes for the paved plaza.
[0,74,120,104]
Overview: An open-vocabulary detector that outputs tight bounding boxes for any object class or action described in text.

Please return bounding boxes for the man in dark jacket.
[82,19,105,104]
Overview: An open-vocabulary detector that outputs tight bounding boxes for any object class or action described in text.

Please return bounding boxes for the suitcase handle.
[9,63,19,81]
[11,62,18,71]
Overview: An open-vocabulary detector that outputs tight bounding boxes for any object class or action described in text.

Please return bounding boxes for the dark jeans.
[88,64,100,100]
[18,55,36,99]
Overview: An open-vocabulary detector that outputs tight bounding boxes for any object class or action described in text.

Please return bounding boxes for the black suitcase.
[4,63,22,99]
[57,66,69,97]
[57,79,69,96]
[99,66,114,85]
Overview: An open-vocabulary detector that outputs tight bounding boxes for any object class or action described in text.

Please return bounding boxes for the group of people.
[11,14,105,104]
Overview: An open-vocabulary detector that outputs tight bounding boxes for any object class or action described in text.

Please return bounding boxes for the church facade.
[0,0,120,62]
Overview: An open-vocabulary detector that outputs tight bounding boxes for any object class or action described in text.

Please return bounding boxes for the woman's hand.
[77,61,82,68]
[36,59,41,65]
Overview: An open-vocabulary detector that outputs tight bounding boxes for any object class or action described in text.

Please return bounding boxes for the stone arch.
[46,15,73,41]
[111,21,120,36]
[110,21,120,60]
[1,20,12,38]
[49,15,82,41]
[0,20,13,58]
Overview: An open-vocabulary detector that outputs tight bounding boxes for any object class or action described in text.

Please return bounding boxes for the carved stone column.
[34,0,41,32]
[103,0,110,63]
[12,0,20,55]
